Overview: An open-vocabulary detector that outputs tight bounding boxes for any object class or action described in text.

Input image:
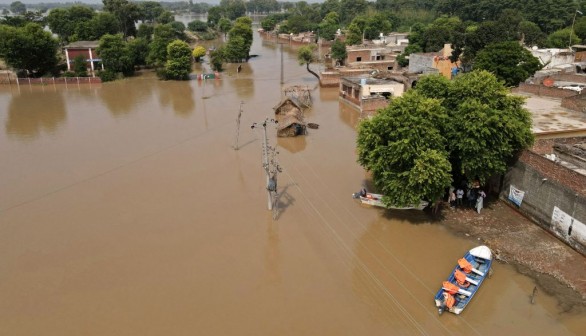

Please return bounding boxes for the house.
[63,41,103,75]
[345,45,397,72]
[531,47,575,69]
[273,97,306,137]
[320,42,402,87]
[408,44,460,79]
[339,76,405,115]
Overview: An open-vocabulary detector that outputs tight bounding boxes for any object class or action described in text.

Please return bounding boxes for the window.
[356,56,362,62]
[387,66,393,70]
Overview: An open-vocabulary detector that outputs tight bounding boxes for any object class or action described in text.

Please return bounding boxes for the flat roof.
[64,41,99,49]
[520,93,586,138]
[343,77,401,85]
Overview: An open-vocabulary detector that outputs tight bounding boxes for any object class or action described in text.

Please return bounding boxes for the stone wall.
[501,140,586,255]
[514,83,577,98]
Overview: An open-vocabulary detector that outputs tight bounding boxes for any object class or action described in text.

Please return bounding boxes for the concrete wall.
[408,54,434,74]
[502,148,586,255]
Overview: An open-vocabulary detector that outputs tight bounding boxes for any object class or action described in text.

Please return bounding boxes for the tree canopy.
[164,39,192,80]
[297,44,320,79]
[356,71,534,206]
[0,23,59,77]
[474,41,542,87]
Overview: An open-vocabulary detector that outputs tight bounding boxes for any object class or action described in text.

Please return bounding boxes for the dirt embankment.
[438,200,586,312]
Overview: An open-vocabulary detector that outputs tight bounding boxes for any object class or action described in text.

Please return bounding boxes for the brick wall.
[515,83,577,98]
[320,72,340,87]
[552,73,586,83]
[362,97,389,115]
[347,50,372,64]
[518,150,586,196]
[561,94,586,113]
[501,143,586,255]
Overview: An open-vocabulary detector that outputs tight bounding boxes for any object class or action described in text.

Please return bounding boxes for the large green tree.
[9,1,26,15]
[546,28,580,48]
[47,6,95,42]
[220,0,246,20]
[226,17,253,61]
[103,0,140,37]
[0,23,59,77]
[164,39,192,80]
[330,39,347,66]
[475,41,542,87]
[147,24,177,67]
[356,71,534,206]
[297,44,320,79]
[98,33,134,75]
[356,91,452,207]
[416,71,534,183]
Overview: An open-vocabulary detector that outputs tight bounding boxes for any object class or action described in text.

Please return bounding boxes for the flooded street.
[1,31,585,335]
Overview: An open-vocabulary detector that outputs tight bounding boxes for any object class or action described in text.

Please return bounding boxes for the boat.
[434,245,493,315]
[351,189,428,210]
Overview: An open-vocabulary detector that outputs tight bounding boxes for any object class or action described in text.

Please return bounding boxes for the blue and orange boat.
[434,245,493,315]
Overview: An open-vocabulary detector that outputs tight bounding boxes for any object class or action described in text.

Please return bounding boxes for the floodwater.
[0,31,585,335]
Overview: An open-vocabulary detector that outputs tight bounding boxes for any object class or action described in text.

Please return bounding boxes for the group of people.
[447,182,487,214]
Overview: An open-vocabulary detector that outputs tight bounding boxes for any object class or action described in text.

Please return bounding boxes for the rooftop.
[64,41,100,49]
[343,77,402,85]
[521,93,586,138]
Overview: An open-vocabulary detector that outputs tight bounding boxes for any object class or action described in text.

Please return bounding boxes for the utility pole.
[233,101,244,150]
[251,118,279,211]
[280,42,284,85]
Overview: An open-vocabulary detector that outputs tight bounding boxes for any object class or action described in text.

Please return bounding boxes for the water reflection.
[338,101,362,130]
[99,74,155,117]
[264,218,281,284]
[277,135,306,153]
[158,81,195,117]
[5,89,66,141]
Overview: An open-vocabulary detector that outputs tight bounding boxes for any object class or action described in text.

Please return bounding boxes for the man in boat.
[359,188,367,198]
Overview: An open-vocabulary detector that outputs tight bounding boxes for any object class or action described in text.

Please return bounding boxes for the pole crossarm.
[251,118,280,212]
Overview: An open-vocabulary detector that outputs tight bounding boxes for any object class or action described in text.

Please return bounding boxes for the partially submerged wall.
[501,142,586,256]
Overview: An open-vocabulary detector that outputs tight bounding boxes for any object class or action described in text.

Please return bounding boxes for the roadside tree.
[192,45,206,62]
[297,44,319,79]
[209,46,225,71]
[226,17,253,60]
[164,40,192,80]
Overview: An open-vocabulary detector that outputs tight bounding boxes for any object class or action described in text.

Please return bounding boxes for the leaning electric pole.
[233,101,244,150]
[251,118,280,212]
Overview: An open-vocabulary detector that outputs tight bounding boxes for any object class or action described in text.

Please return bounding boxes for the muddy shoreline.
[436,200,586,312]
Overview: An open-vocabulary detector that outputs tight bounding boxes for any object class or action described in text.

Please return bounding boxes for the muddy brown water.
[1,31,585,335]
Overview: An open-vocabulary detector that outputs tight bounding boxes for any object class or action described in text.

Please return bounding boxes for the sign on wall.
[508,185,525,206]
[552,206,586,245]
